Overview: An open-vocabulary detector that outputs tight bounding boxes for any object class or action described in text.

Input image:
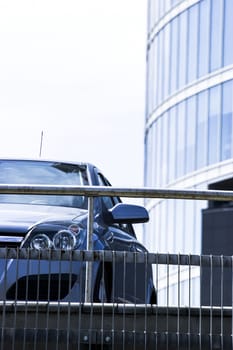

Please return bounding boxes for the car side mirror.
[106,203,149,224]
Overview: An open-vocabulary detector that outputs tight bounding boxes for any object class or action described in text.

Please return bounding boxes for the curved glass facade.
[144,0,233,304]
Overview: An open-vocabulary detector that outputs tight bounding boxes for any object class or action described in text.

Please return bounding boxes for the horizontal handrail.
[0,184,232,201]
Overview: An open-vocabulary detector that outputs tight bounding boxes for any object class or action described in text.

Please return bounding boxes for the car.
[0,159,156,304]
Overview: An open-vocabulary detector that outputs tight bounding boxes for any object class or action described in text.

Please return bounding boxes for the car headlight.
[53,230,76,250]
[27,223,85,251]
[30,234,51,250]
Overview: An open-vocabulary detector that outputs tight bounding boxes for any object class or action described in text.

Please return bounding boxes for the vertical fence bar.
[85,196,94,303]
[1,248,8,350]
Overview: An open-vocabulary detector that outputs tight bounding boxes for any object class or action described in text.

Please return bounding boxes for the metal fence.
[0,249,232,349]
[0,185,233,349]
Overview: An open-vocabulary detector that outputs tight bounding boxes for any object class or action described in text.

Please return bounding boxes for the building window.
[187,4,198,83]
[147,40,156,117]
[208,86,221,165]
[161,112,168,186]
[175,199,184,252]
[155,117,162,186]
[148,0,152,32]
[167,200,175,252]
[176,101,186,178]
[198,0,210,78]
[221,80,233,161]
[196,91,208,169]
[163,24,171,100]
[157,29,164,105]
[223,0,233,66]
[169,17,179,95]
[210,0,223,72]
[178,10,188,89]
[151,123,157,187]
[153,36,158,111]
[167,107,176,183]
[186,96,196,173]
[145,127,154,188]
[164,0,171,14]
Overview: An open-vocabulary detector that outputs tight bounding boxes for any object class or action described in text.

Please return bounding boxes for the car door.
[94,170,153,303]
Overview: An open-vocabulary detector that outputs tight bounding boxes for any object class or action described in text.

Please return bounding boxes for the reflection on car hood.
[0,203,87,234]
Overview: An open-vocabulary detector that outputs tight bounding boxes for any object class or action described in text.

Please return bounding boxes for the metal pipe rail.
[0,184,233,200]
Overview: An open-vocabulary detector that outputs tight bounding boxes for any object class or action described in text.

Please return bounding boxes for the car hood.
[0,203,87,234]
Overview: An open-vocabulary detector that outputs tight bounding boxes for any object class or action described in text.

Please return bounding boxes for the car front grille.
[6,274,77,301]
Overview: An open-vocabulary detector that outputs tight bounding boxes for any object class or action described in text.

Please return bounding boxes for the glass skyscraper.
[144,0,233,305]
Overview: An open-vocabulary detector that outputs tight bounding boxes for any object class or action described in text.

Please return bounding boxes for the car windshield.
[0,160,89,209]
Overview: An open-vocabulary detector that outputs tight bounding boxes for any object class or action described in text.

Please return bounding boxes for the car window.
[96,172,122,209]
[0,160,88,209]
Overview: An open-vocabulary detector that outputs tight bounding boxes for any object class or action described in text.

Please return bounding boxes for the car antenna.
[39,130,44,157]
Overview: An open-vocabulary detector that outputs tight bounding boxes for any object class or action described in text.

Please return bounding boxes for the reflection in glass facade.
[144,0,233,305]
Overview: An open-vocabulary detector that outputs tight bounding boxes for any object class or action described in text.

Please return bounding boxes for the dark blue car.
[0,159,156,304]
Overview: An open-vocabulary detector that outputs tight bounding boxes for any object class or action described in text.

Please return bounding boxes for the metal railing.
[0,249,232,349]
[0,185,233,349]
[1,183,233,245]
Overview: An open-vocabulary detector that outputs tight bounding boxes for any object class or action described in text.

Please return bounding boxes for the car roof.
[0,158,107,182]
[0,157,95,168]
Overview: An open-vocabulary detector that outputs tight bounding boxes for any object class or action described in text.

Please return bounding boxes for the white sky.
[0,1,147,187]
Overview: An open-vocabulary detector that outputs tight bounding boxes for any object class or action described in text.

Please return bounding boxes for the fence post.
[85,196,94,302]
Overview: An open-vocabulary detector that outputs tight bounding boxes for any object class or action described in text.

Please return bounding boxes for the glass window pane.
[159,0,165,18]
[208,86,221,165]
[156,117,162,186]
[153,0,158,24]
[151,123,157,188]
[167,200,175,252]
[170,17,179,95]
[221,80,233,161]
[157,30,164,105]
[196,91,208,169]
[152,123,157,187]
[148,0,152,32]
[175,200,184,252]
[161,112,168,186]
[164,0,171,13]
[153,122,159,187]
[146,49,151,119]
[210,0,223,71]
[187,5,198,83]
[160,201,166,252]
[147,46,153,117]
[171,0,181,6]
[163,24,170,100]
[153,36,158,109]
[178,10,188,89]
[186,96,197,173]
[176,101,186,178]
[145,128,153,187]
[147,37,158,116]
[198,0,210,77]
[223,0,233,66]
[168,107,176,182]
